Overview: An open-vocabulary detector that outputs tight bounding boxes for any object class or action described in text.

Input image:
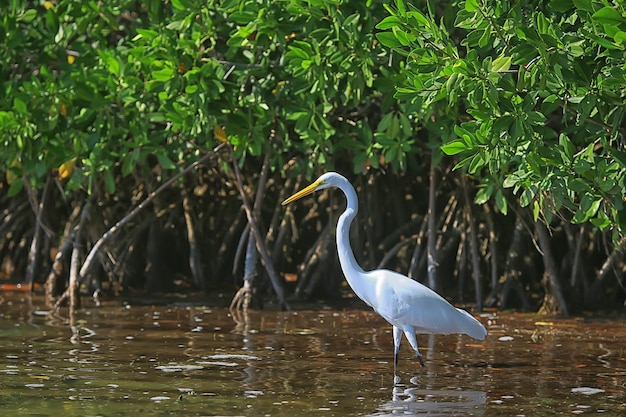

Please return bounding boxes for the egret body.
[282,172,486,373]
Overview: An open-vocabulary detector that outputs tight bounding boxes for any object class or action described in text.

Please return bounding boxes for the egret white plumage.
[282,172,486,374]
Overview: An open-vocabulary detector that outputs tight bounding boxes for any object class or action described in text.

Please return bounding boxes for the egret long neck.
[333,177,379,308]
[335,181,365,279]
[337,209,364,277]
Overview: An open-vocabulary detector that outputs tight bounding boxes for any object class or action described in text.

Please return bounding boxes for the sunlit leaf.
[491,55,512,72]
[17,9,37,23]
[152,67,174,81]
[376,16,402,30]
[532,200,540,221]
[474,185,493,204]
[214,125,228,143]
[58,157,76,179]
[171,0,193,10]
[376,32,402,48]
[441,140,469,155]
[590,216,611,229]
[465,0,479,12]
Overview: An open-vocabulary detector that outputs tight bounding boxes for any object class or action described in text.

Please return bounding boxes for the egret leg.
[393,326,402,375]
[402,327,425,367]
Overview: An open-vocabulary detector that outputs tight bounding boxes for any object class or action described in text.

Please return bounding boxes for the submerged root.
[230,284,251,312]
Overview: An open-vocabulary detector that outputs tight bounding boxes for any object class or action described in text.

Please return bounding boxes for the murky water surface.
[0,292,624,416]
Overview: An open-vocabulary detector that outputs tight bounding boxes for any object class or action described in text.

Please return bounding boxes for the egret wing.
[369,269,486,339]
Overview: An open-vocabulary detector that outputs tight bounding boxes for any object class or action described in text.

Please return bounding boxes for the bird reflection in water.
[372,385,487,416]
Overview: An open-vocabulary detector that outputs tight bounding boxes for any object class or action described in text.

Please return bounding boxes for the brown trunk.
[588,235,626,305]
[485,215,530,310]
[25,176,53,290]
[182,191,204,290]
[427,152,438,291]
[484,204,499,293]
[45,230,74,305]
[535,222,569,316]
[461,176,483,311]
[408,215,428,280]
[68,233,81,311]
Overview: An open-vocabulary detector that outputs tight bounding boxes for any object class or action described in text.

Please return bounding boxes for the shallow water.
[0,292,625,416]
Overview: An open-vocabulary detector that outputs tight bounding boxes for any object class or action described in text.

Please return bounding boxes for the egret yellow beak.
[282,180,325,205]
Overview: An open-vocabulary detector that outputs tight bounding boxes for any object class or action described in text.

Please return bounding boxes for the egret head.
[281,172,345,205]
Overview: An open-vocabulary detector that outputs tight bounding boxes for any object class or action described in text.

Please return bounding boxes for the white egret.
[282,172,486,373]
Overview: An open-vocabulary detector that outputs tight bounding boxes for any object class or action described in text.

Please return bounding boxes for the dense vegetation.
[1,0,624,314]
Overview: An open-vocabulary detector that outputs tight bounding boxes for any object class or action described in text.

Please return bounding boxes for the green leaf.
[502,174,519,188]
[465,0,479,12]
[520,187,535,207]
[586,198,602,218]
[105,55,120,75]
[13,97,27,114]
[17,9,37,23]
[45,8,59,33]
[550,0,575,12]
[464,28,486,47]
[166,19,188,31]
[474,185,493,204]
[8,177,24,197]
[542,94,561,114]
[491,55,512,72]
[590,217,611,229]
[582,28,621,49]
[468,151,485,174]
[407,10,430,27]
[157,153,176,170]
[558,134,575,161]
[592,7,626,26]
[573,0,593,12]
[171,0,193,10]
[135,29,159,40]
[103,169,116,194]
[441,140,469,155]
[230,10,256,24]
[122,153,135,176]
[526,111,547,126]
[614,31,626,43]
[152,67,175,82]
[569,178,588,192]
[286,45,310,60]
[376,16,402,30]
[394,28,417,46]
[395,0,406,16]
[376,32,402,48]
[478,27,491,47]
[495,189,508,215]
[533,200,540,220]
